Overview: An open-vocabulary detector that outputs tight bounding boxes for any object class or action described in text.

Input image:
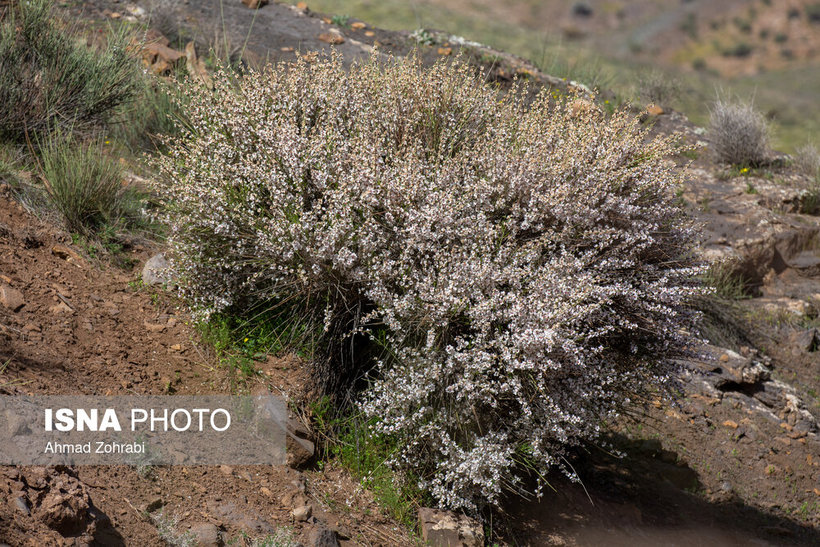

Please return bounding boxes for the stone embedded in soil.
[49,301,73,315]
[188,521,222,547]
[789,327,819,353]
[646,104,664,116]
[758,297,816,318]
[51,244,83,263]
[12,495,30,516]
[0,283,24,311]
[37,490,90,535]
[142,253,172,286]
[418,508,484,547]
[207,501,277,536]
[241,0,268,8]
[308,525,340,547]
[286,419,316,469]
[292,503,312,522]
[143,319,166,333]
[318,32,344,45]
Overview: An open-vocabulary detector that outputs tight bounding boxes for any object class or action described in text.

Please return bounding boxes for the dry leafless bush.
[709,98,770,166]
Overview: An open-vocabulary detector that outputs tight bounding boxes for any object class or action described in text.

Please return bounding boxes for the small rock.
[318,32,345,45]
[6,412,29,435]
[329,523,351,540]
[143,319,166,333]
[51,245,82,262]
[790,328,819,353]
[0,284,24,311]
[38,489,90,535]
[646,104,664,116]
[219,465,233,476]
[49,301,73,315]
[722,420,738,429]
[12,495,30,516]
[142,42,185,75]
[142,253,172,286]
[418,508,484,547]
[144,29,170,47]
[241,0,268,8]
[437,47,453,56]
[351,22,366,30]
[292,504,312,522]
[144,498,164,513]
[308,525,339,547]
[287,419,316,469]
[188,521,222,547]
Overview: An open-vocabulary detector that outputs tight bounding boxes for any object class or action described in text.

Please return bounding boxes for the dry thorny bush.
[709,97,771,167]
[154,53,702,512]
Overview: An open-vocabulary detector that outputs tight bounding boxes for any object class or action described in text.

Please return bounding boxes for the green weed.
[312,396,431,529]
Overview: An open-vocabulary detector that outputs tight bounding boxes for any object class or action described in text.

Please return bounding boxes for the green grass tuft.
[39,133,142,235]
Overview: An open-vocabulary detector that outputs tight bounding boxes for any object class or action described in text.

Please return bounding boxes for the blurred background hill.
[297,0,819,152]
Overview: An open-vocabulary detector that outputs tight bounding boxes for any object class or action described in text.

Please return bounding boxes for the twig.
[56,292,74,310]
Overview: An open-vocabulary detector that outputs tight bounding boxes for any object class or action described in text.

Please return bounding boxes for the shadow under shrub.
[0,0,141,145]
[155,53,701,512]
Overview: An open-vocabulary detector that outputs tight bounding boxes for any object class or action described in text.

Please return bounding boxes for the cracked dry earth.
[1,1,820,545]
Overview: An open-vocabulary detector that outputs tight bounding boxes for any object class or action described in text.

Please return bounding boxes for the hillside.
[297,0,820,153]
[1,1,819,546]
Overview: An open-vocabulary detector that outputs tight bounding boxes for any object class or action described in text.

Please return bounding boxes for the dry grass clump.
[709,98,771,166]
[0,0,141,145]
[155,53,700,512]
[795,143,820,178]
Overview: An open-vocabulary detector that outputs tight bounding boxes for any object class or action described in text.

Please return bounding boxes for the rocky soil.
[1,1,819,546]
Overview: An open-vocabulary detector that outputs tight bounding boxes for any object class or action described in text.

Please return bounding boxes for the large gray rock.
[142,253,172,286]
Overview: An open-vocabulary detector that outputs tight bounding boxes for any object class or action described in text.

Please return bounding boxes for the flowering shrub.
[155,53,700,512]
